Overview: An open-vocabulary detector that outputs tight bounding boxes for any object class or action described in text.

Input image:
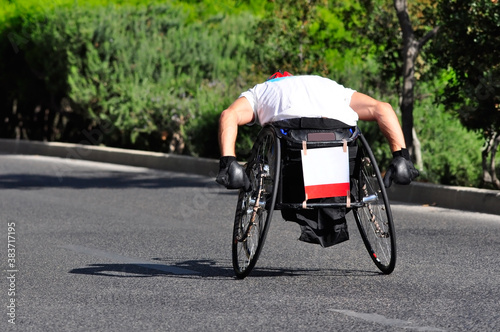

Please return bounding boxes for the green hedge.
[0,0,487,187]
[0,2,258,157]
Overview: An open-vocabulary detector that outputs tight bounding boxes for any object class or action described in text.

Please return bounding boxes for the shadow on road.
[0,173,215,190]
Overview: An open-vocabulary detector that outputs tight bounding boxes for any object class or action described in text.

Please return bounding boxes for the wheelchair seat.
[269,117,358,150]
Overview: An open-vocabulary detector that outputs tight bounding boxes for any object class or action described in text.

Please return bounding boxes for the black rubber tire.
[232,127,281,279]
[352,133,396,274]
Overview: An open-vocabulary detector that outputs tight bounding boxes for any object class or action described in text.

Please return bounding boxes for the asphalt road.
[1,154,499,331]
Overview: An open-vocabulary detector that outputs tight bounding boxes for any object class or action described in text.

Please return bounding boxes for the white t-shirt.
[240,75,358,126]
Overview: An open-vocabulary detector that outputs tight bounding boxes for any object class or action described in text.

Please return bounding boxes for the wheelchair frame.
[231,119,396,279]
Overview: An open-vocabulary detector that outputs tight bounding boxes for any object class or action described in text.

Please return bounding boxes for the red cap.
[267,71,293,81]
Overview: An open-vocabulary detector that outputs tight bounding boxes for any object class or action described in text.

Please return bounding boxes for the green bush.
[414,95,483,187]
[358,80,483,187]
[0,2,257,155]
[0,0,490,188]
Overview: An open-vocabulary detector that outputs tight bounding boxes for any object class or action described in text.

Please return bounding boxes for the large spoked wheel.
[352,133,396,274]
[232,127,281,279]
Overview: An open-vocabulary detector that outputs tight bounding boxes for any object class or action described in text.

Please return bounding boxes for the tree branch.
[418,26,440,48]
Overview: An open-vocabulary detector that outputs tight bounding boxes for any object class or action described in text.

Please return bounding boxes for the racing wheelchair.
[232,117,396,279]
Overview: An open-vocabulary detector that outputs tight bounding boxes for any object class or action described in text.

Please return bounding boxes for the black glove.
[215,156,251,191]
[383,148,419,188]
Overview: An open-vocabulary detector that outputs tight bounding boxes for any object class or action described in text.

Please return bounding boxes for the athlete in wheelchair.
[216,72,419,278]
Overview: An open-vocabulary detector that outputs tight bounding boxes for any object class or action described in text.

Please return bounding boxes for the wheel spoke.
[232,128,280,278]
[353,134,396,274]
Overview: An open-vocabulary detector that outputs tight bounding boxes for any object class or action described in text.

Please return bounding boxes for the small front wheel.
[352,133,396,274]
[232,127,280,279]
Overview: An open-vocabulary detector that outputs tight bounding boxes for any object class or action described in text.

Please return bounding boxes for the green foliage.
[431,0,500,188]
[249,0,372,84]
[0,0,494,188]
[166,0,270,22]
[0,2,257,154]
[359,77,484,187]
[414,79,483,186]
[417,108,483,187]
[0,0,152,27]
[433,0,500,133]
[185,76,260,159]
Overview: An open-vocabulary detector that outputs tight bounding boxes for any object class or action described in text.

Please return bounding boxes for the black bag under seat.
[269,117,358,248]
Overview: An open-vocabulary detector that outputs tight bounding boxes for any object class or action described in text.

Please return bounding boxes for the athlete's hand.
[383,148,419,188]
[216,156,251,191]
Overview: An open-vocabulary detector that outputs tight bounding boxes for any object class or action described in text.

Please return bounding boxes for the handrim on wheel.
[352,133,396,274]
[232,127,280,279]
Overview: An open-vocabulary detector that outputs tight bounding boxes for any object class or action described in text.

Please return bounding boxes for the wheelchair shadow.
[68,259,234,279]
[248,267,382,278]
[68,258,381,279]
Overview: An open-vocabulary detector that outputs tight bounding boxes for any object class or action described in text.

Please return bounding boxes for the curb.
[1,138,498,215]
[0,138,219,177]
[386,182,500,215]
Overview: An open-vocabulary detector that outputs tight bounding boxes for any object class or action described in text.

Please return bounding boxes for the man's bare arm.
[349,92,406,152]
[218,97,255,157]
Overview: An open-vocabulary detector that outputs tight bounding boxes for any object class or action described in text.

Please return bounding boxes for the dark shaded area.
[69,258,381,279]
[0,172,217,190]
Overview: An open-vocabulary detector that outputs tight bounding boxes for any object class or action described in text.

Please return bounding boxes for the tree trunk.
[394,0,439,164]
[401,40,418,151]
[394,0,416,150]
[484,131,500,189]
[490,135,500,189]
[412,127,423,170]
[482,135,493,184]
